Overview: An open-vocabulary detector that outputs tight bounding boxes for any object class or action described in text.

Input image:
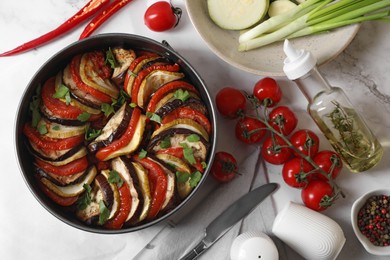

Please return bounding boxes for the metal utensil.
[179,182,278,260]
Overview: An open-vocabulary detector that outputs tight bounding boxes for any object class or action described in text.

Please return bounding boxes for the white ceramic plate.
[185,0,360,77]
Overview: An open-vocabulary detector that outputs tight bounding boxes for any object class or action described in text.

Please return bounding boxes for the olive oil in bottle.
[283,40,383,172]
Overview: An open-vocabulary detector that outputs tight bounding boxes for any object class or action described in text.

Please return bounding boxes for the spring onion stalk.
[238,0,390,51]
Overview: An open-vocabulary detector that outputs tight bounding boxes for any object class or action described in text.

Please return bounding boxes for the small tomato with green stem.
[301,180,336,211]
[253,77,282,107]
[268,106,298,136]
[282,157,314,188]
[235,116,267,144]
[215,87,246,119]
[211,151,238,182]
[261,134,292,165]
[290,129,320,158]
[144,1,182,32]
[313,150,343,181]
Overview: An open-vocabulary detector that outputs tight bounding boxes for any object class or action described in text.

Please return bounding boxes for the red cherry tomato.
[313,150,343,181]
[211,152,238,183]
[261,135,292,165]
[268,106,298,136]
[290,129,320,158]
[301,180,335,211]
[253,77,282,107]
[282,158,314,188]
[215,87,246,119]
[235,117,266,144]
[144,1,182,32]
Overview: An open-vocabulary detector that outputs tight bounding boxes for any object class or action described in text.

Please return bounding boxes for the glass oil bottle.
[283,40,383,173]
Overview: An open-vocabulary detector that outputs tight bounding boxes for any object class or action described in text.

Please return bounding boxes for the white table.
[1,1,389,259]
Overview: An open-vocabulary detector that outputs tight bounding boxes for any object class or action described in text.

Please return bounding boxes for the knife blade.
[179,182,278,260]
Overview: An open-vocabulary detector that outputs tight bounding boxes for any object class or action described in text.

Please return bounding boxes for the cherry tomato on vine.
[282,158,314,188]
[215,87,246,119]
[313,150,343,181]
[253,77,282,107]
[290,129,320,158]
[268,106,298,136]
[144,1,182,32]
[261,135,292,165]
[235,117,266,144]
[301,180,335,211]
[211,151,238,182]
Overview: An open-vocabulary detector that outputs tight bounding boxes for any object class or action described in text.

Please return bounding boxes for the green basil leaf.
[108,170,124,188]
[98,200,110,225]
[105,47,118,69]
[160,136,171,149]
[180,143,196,165]
[53,84,71,105]
[189,171,202,188]
[146,112,162,123]
[187,134,200,142]
[176,171,190,183]
[174,89,190,102]
[129,102,137,108]
[37,123,48,135]
[85,124,101,141]
[52,125,60,131]
[201,161,207,169]
[77,112,91,122]
[138,149,147,159]
[76,184,92,210]
[101,103,115,117]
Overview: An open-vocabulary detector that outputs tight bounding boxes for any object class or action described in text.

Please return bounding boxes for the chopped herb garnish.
[180,143,196,164]
[176,171,190,183]
[37,123,48,135]
[105,47,118,69]
[187,134,200,142]
[85,124,101,141]
[160,136,171,149]
[52,125,60,131]
[201,161,207,169]
[76,184,92,210]
[138,149,147,159]
[129,102,137,108]
[108,170,124,188]
[77,112,91,122]
[146,112,162,123]
[101,103,115,117]
[174,89,190,102]
[29,84,42,128]
[127,70,137,77]
[98,200,110,225]
[53,84,71,105]
[189,171,202,188]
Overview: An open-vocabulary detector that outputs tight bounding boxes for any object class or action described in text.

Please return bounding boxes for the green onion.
[239,0,390,51]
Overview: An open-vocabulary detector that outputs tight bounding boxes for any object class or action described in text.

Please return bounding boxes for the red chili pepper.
[0,0,110,57]
[79,0,134,39]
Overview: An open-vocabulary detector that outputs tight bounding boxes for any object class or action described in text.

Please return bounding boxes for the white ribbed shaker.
[272,202,345,260]
[230,231,279,260]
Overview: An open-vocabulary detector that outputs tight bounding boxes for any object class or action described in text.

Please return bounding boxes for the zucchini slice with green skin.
[207,0,269,30]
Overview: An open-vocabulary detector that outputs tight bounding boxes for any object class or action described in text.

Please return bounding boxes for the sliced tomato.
[70,55,112,103]
[156,147,205,173]
[95,107,141,161]
[146,81,198,113]
[37,178,79,206]
[41,77,85,120]
[104,181,132,230]
[161,107,211,134]
[35,156,88,176]
[131,64,181,105]
[134,156,167,220]
[23,124,84,151]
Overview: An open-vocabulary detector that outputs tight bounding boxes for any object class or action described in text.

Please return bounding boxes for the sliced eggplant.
[153,91,200,114]
[94,174,115,209]
[40,103,85,126]
[137,70,185,108]
[111,48,136,80]
[100,169,121,221]
[88,103,132,152]
[40,166,97,197]
[102,114,147,161]
[155,97,207,118]
[152,118,209,142]
[79,53,119,99]
[130,161,151,224]
[35,166,86,187]
[63,64,105,107]
[38,118,85,139]
[111,157,140,223]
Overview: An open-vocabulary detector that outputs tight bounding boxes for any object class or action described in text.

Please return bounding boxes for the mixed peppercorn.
[357,195,390,247]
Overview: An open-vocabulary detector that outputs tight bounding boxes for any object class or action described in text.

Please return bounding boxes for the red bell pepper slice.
[70,55,113,103]
[131,64,181,105]
[37,178,79,206]
[146,81,199,113]
[23,124,84,151]
[79,0,134,39]
[95,107,141,161]
[157,147,205,173]
[35,156,89,176]
[0,0,110,57]
[161,107,211,134]
[134,156,167,220]
[104,181,131,229]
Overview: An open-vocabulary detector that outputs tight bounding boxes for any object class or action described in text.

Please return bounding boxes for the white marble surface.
[0,0,389,259]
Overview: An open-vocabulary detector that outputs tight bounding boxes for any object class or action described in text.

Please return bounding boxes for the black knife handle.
[179,240,207,260]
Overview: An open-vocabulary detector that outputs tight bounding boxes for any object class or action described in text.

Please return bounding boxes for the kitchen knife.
[179,182,278,260]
